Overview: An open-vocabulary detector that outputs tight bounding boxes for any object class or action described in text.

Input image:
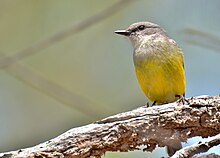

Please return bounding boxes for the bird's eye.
[138,25,145,30]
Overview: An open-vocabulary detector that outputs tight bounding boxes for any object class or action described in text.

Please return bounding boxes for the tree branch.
[173,133,220,158]
[194,154,220,158]
[0,95,220,158]
[0,0,133,69]
[0,0,133,118]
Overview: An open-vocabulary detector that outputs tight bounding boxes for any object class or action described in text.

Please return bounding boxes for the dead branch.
[0,95,219,158]
[194,154,220,158]
[173,133,220,158]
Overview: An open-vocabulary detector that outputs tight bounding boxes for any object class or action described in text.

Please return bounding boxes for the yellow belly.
[135,54,185,104]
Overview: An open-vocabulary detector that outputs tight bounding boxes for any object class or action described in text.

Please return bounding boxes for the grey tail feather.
[166,141,182,157]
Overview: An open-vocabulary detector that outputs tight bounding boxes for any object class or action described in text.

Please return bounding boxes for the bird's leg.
[176,94,189,105]
[152,101,157,106]
[145,102,151,107]
[145,101,156,107]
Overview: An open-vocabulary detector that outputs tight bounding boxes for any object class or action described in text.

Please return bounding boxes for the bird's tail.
[166,141,182,156]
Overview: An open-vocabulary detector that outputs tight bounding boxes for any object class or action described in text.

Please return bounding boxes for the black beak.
[114,30,131,36]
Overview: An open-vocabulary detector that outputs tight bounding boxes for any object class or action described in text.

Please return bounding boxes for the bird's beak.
[114,30,131,36]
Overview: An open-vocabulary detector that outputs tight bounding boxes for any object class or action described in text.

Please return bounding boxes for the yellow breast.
[134,41,186,104]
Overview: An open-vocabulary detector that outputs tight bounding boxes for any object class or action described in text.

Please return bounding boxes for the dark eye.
[138,25,145,30]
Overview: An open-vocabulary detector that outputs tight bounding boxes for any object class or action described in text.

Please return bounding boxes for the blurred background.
[0,0,219,157]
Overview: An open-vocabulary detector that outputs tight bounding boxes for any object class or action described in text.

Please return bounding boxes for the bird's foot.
[145,102,151,107]
[176,95,189,105]
[145,101,157,107]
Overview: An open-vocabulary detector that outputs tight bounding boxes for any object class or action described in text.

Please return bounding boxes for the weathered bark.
[172,133,220,158]
[0,95,220,158]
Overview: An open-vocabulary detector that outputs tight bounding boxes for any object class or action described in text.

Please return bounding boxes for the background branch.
[0,95,219,158]
[194,154,220,158]
[0,0,133,69]
[4,57,103,118]
[181,28,220,52]
[0,0,133,117]
[173,134,220,158]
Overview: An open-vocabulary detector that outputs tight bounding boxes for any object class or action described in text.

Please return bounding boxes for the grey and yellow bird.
[115,21,186,156]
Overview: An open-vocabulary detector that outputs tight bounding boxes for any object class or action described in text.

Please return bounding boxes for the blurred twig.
[0,0,133,68]
[0,0,133,118]
[1,54,106,118]
[181,28,220,52]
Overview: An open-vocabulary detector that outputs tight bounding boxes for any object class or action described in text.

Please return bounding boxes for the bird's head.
[115,22,166,48]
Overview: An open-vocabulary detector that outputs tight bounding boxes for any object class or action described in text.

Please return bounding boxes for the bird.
[115,21,186,156]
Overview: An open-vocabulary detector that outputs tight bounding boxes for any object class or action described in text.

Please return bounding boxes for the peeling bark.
[172,133,220,158]
[0,95,220,158]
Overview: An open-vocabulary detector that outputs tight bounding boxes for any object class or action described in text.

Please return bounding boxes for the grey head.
[115,21,167,48]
